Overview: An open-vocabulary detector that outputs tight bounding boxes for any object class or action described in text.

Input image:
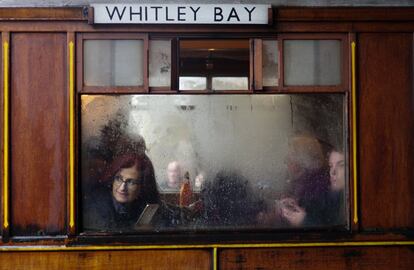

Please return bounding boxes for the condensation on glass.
[262,40,279,87]
[84,40,144,86]
[149,40,171,87]
[284,40,341,86]
[179,40,249,90]
[81,94,348,233]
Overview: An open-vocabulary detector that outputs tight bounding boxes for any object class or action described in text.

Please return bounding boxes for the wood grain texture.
[0,8,86,21]
[1,21,414,34]
[277,7,414,22]
[10,33,67,236]
[1,7,414,22]
[220,247,414,270]
[0,249,211,270]
[358,33,414,230]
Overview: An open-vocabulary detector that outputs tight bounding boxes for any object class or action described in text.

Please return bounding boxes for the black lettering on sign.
[130,6,142,21]
[214,7,223,22]
[227,7,240,22]
[165,6,174,21]
[106,6,126,20]
[244,7,256,21]
[151,6,162,21]
[189,6,200,21]
[177,6,186,21]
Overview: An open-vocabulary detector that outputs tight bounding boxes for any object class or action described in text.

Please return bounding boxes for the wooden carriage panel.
[0,249,211,270]
[358,33,414,230]
[220,246,414,270]
[10,33,67,236]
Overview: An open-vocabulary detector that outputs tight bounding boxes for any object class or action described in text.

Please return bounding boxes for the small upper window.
[149,40,171,88]
[84,40,145,87]
[283,40,342,86]
[262,40,279,87]
[179,39,250,91]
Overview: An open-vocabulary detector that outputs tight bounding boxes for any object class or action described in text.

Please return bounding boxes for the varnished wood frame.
[76,33,149,94]
[1,7,414,23]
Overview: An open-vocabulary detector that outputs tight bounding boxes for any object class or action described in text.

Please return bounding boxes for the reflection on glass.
[84,40,144,86]
[284,40,341,86]
[149,40,171,87]
[81,94,348,232]
[179,40,249,91]
[263,40,279,87]
[212,77,248,90]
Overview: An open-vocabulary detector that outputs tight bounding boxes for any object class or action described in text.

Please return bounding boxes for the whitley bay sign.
[91,4,270,24]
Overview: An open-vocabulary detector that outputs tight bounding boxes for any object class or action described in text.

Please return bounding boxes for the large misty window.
[81,94,348,233]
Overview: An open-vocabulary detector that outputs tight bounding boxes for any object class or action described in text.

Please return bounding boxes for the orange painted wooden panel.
[10,33,67,235]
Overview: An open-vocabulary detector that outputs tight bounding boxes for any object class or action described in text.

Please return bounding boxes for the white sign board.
[92,4,270,24]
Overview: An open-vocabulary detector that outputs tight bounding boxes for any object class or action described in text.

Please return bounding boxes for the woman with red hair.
[83,153,180,231]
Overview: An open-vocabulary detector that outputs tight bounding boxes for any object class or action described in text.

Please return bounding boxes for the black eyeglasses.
[113,175,141,187]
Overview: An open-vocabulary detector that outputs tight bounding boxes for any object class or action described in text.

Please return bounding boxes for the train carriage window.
[79,34,350,235]
[179,40,250,91]
[149,40,172,88]
[81,94,348,232]
[78,33,149,93]
[283,40,342,86]
[84,40,145,87]
[262,40,279,87]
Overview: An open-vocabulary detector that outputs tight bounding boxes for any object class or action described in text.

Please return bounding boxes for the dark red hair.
[102,153,160,204]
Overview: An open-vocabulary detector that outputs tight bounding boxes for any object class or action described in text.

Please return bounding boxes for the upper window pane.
[179,40,249,90]
[284,40,341,86]
[179,77,207,90]
[81,94,348,233]
[84,40,144,86]
[212,77,248,90]
[262,40,279,87]
[149,40,171,88]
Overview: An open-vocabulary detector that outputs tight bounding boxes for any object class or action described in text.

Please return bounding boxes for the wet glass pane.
[284,40,341,86]
[149,40,171,87]
[179,40,249,90]
[84,40,144,86]
[81,94,348,232]
[263,40,279,87]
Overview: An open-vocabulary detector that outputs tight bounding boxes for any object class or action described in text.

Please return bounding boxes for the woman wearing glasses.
[83,153,181,231]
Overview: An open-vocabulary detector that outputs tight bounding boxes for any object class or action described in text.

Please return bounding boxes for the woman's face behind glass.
[329,151,345,192]
[112,165,141,203]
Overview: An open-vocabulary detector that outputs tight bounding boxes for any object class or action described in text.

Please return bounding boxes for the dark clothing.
[326,190,346,226]
[83,187,183,232]
[197,170,264,227]
[289,168,331,227]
